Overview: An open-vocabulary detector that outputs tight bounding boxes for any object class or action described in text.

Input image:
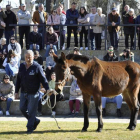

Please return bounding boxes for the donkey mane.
[66,54,90,64]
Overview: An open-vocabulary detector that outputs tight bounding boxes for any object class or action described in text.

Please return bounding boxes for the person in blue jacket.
[15,50,51,134]
[135,13,140,50]
[65,2,79,50]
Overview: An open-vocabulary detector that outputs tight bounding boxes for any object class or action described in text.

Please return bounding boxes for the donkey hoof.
[96,128,102,132]
[129,126,136,131]
[81,128,87,132]
[126,125,131,129]
[127,126,135,131]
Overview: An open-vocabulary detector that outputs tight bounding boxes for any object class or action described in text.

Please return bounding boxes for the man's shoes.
[117,109,122,117]
[66,47,69,50]
[27,129,33,134]
[62,46,65,50]
[0,111,3,115]
[74,112,79,117]
[85,47,88,50]
[80,47,83,50]
[6,111,10,116]
[33,119,40,130]
[68,112,75,117]
[102,108,106,117]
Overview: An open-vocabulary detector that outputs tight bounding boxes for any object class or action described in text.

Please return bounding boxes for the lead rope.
[41,89,61,129]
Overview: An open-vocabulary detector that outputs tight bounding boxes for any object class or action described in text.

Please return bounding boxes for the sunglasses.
[10,39,15,40]
[112,11,116,12]
[53,11,56,13]
[49,52,53,53]
[108,49,113,52]
[4,78,9,79]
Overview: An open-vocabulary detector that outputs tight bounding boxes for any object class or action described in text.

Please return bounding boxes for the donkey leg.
[129,101,139,130]
[124,88,139,130]
[82,94,91,132]
[94,96,103,132]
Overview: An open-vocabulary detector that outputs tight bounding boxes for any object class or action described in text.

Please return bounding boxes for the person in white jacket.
[68,75,83,117]
[17,3,31,49]
[93,7,106,50]
[3,50,19,81]
[8,36,21,61]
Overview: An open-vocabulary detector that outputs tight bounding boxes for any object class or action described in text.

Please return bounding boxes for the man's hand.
[47,89,54,96]
[15,93,19,99]
[112,22,116,26]
[48,66,51,70]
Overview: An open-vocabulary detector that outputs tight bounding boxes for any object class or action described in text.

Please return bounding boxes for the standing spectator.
[0,38,8,68]
[8,36,21,61]
[57,6,66,50]
[68,75,83,116]
[29,26,42,52]
[66,2,79,50]
[124,8,135,50]
[59,3,66,15]
[0,6,7,38]
[3,50,19,80]
[0,74,15,116]
[32,3,48,49]
[93,7,106,50]
[15,50,50,134]
[4,5,17,45]
[49,72,64,117]
[122,5,130,23]
[17,3,31,49]
[103,46,118,61]
[77,7,90,50]
[47,8,60,35]
[32,3,48,33]
[46,49,56,81]
[135,11,140,50]
[89,6,97,50]
[119,48,134,62]
[34,51,44,69]
[45,26,58,57]
[108,7,120,50]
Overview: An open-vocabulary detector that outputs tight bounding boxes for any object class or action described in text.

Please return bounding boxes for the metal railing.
[10,24,140,50]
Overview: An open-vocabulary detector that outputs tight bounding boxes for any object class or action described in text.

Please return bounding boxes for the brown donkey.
[53,52,140,132]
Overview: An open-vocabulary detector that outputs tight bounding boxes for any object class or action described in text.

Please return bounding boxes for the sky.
[0,0,25,8]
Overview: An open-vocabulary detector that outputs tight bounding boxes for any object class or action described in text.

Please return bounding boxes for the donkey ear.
[61,52,66,61]
[53,52,58,63]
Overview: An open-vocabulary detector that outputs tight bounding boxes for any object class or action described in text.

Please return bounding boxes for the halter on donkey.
[53,52,140,132]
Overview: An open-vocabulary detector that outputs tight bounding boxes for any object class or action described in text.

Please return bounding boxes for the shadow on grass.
[0,128,128,135]
[0,130,83,135]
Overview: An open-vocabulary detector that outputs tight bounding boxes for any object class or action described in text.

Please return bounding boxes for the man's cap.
[21,3,26,7]
[73,47,79,51]
[112,7,117,11]
[3,74,10,80]
[71,2,77,5]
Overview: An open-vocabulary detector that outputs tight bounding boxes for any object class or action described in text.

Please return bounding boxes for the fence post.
[59,25,61,50]
[88,25,90,50]
[134,25,137,50]
[105,24,107,50]
[15,26,17,41]
[42,24,45,49]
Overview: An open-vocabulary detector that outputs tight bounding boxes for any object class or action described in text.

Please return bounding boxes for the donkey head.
[53,52,70,92]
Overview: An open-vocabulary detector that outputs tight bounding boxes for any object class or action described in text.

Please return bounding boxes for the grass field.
[0,121,140,140]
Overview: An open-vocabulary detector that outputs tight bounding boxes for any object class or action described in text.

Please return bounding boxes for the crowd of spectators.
[0,2,138,117]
